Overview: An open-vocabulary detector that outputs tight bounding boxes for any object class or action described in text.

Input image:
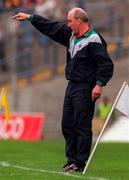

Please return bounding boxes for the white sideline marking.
[0,173,38,176]
[0,161,107,180]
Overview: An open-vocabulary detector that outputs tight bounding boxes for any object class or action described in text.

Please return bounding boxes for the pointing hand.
[11,12,31,21]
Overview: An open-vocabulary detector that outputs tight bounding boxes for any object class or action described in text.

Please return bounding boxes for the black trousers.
[62,81,95,167]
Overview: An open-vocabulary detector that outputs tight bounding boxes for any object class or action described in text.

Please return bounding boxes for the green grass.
[0,140,129,180]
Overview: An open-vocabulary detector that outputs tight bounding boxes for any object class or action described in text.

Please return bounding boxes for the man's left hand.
[92,85,102,101]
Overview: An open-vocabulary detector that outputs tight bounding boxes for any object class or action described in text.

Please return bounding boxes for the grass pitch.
[0,140,129,180]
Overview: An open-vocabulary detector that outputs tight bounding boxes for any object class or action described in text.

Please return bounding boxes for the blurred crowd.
[0,0,33,12]
[0,0,84,17]
[0,0,67,20]
[0,0,88,76]
[0,0,67,73]
[0,0,86,74]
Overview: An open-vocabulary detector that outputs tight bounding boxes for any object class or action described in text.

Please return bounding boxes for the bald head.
[68,7,88,23]
[67,7,89,36]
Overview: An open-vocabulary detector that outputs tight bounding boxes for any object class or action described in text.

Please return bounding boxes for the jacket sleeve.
[31,15,71,47]
[89,37,114,86]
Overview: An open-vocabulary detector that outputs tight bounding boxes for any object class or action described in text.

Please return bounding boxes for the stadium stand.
[0,0,129,139]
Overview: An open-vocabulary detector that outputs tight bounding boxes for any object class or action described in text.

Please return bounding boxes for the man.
[11,7,114,172]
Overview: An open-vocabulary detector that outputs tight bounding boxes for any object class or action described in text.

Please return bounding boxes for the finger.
[92,94,100,101]
[94,91,100,96]
[11,15,21,20]
[10,15,17,19]
[11,13,23,20]
[92,96,97,102]
[94,94,101,99]
[11,13,20,18]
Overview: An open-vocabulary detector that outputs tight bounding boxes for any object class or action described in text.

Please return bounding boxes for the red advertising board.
[0,113,45,141]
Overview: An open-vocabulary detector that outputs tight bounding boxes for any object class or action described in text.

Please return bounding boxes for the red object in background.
[0,113,45,141]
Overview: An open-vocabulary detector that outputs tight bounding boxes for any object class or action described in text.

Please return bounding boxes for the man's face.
[67,12,80,35]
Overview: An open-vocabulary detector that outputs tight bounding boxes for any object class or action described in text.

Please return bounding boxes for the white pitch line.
[0,161,108,180]
[0,173,38,176]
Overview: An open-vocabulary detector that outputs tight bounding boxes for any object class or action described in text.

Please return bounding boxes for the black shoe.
[63,163,84,173]
[63,163,72,172]
[64,164,77,172]
[75,165,84,172]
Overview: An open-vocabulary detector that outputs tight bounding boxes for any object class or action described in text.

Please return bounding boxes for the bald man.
[11,8,114,172]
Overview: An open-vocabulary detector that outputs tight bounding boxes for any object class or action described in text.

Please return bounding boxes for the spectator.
[53,0,66,20]
[35,0,56,19]
[0,23,8,72]
[95,96,112,121]
[11,0,21,8]
[4,0,13,11]
[4,0,20,10]
[15,0,33,74]
[93,96,115,137]
[0,0,4,12]
[34,0,56,65]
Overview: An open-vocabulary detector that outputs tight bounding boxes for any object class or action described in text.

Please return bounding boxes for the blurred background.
[0,0,129,141]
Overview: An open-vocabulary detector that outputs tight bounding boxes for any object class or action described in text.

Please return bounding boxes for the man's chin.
[72,31,78,36]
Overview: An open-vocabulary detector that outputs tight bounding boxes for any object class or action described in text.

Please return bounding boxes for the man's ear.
[77,18,82,25]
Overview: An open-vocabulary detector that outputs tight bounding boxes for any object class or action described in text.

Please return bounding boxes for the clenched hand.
[92,84,102,101]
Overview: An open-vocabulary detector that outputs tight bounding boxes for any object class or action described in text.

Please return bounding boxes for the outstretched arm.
[11,13,71,46]
[11,12,31,21]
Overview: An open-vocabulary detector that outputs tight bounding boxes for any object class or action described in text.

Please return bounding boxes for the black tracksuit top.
[30,15,114,86]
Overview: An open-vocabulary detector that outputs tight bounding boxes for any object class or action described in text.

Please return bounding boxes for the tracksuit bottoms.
[62,81,95,167]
